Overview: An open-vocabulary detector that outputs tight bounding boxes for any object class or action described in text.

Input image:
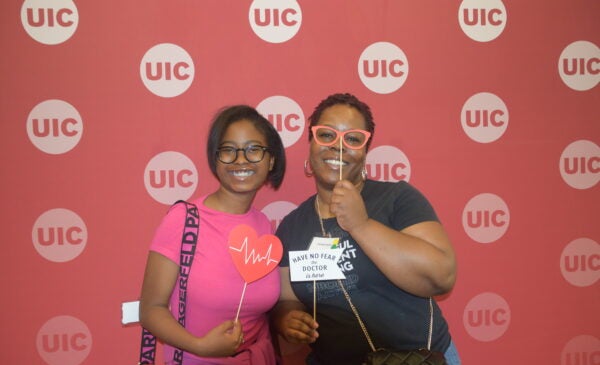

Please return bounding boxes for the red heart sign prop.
[228,224,283,283]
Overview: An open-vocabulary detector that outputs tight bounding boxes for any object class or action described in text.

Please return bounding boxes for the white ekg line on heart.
[229,237,279,266]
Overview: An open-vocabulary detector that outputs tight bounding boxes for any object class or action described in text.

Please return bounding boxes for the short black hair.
[307,93,376,150]
[206,105,286,189]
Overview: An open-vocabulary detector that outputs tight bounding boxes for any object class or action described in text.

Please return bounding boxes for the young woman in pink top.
[139,105,286,364]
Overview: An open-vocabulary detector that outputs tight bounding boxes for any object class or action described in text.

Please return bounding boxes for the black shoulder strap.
[139,200,199,365]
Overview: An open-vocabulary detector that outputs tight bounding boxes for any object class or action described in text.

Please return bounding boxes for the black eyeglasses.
[216,145,270,164]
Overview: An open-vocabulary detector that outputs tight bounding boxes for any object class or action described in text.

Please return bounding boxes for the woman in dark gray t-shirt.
[271,93,461,365]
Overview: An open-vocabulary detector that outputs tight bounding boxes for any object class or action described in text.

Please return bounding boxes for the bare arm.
[139,252,243,357]
[330,180,457,297]
[350,220,455,296]
[270,267,319,344]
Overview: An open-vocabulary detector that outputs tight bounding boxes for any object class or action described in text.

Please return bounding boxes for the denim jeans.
[305,340,461,365]
[444,340,461,365]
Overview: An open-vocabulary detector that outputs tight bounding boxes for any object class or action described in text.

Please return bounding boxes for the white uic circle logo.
[462,193,510,244]
[32,208,88,263]
[262,201,298,232]
[358,42,409,94]
[256,95,305,148]
[458,0,507,42]
[559,140,599,190]
[140,43,195,98]
[366,146,411,182]
[461,92,509,143]
[249,0,302,43]
[463,292,511,342]
[558,40,600,91]
[21,0,79,45]
[26,99,83,154]
[36,315,92,365]
[144,151,198,205]
[559,238,600,288]
[560,335,600,365]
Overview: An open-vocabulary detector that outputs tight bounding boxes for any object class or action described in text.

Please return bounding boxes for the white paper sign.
[289,249,346,281]
[121,300,140,324]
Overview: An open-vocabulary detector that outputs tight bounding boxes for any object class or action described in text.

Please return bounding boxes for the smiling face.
[309,104,368,190]
[216,119,274,196]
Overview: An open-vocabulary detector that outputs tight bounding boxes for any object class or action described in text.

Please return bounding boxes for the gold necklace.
[315,195,328,237]
[316,196,362,332]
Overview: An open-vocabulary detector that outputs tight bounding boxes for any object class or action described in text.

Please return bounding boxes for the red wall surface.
[1,1,599,364]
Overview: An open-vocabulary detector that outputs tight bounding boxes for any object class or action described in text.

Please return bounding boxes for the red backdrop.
[1,1,599,364]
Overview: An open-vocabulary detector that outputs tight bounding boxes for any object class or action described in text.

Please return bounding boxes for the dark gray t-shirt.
[277,180,451,365]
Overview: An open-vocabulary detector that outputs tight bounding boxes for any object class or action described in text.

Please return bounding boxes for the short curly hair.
[307,93,376,150]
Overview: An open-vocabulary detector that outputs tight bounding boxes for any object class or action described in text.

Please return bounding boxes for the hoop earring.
[361,166,368,180]
[304,160,314,177]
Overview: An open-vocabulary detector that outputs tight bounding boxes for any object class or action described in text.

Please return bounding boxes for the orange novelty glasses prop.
[311,126,371,150]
